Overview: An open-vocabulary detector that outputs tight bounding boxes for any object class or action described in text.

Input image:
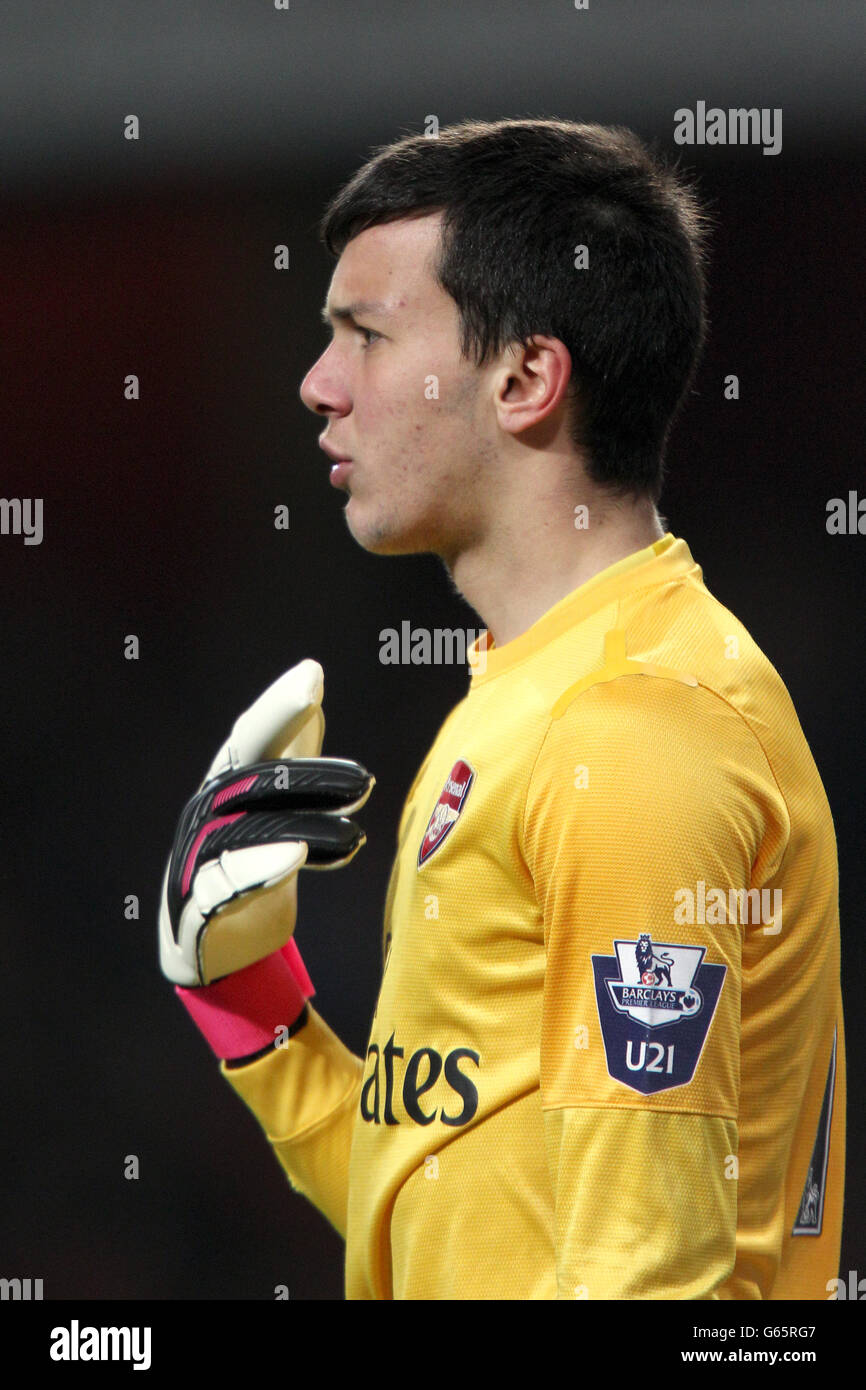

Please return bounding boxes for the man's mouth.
[329,460,353,489]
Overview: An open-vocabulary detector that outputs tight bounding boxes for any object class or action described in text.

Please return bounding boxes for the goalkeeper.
[159,118,845,1299]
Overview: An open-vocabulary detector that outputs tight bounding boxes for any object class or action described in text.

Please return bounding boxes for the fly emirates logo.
[360,1031,480,1127]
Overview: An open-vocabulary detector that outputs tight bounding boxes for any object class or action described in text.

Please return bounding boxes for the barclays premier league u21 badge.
[592,934,726,1094]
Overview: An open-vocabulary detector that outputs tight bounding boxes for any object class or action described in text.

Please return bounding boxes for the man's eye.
[356,326,380,348]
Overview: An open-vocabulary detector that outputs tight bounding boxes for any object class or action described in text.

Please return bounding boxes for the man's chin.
[343,502,428,557]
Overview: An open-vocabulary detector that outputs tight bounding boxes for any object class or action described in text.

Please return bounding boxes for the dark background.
[1,1,863,1299]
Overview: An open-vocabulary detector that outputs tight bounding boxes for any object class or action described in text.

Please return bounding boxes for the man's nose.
[299,346,349,415]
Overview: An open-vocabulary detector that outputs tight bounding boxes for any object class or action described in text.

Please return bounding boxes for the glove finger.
[201,758,375,816]
[205,659,325,781]
[159,861,202,987]
[191,841,309,917]
[168,807,364,928]
[184,808,365,871]
[165,844,306,988]
[197,869,302,986]
[304,831,367,871]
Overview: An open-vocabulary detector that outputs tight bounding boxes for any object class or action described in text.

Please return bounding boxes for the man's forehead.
[323,214,443,319]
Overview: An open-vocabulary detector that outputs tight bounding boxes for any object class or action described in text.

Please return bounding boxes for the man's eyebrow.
[320,299,394,325]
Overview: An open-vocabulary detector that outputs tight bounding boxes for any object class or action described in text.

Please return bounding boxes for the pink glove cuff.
[280,936,314,997]
[175,941,315,1060]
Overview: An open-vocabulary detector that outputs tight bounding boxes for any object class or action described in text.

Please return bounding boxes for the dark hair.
[319,118,713,502]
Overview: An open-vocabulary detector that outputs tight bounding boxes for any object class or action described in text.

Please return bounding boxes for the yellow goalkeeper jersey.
[221,532,845,1299]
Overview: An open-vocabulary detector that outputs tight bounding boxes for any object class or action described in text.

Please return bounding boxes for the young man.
[159,119,845,1299]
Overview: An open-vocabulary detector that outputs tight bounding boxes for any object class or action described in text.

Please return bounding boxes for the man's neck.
[445,490,666,649]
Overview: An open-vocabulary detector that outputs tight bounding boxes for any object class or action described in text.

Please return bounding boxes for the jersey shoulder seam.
[521,621,792,880]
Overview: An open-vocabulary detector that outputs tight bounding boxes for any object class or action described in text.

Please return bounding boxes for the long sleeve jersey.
[183,532,845,1299]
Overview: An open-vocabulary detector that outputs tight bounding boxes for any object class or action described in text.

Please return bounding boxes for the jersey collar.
[467,534,701,684]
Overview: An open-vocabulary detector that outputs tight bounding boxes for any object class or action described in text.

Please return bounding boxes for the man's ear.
[493,335,573,437]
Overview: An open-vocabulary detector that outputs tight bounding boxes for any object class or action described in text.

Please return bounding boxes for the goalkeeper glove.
[158,658,373,988]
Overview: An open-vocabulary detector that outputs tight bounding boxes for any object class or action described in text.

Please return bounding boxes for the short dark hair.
[319,118,713,503]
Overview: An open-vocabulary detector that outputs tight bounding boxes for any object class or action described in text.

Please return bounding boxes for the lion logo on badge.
[635,933,674,987]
